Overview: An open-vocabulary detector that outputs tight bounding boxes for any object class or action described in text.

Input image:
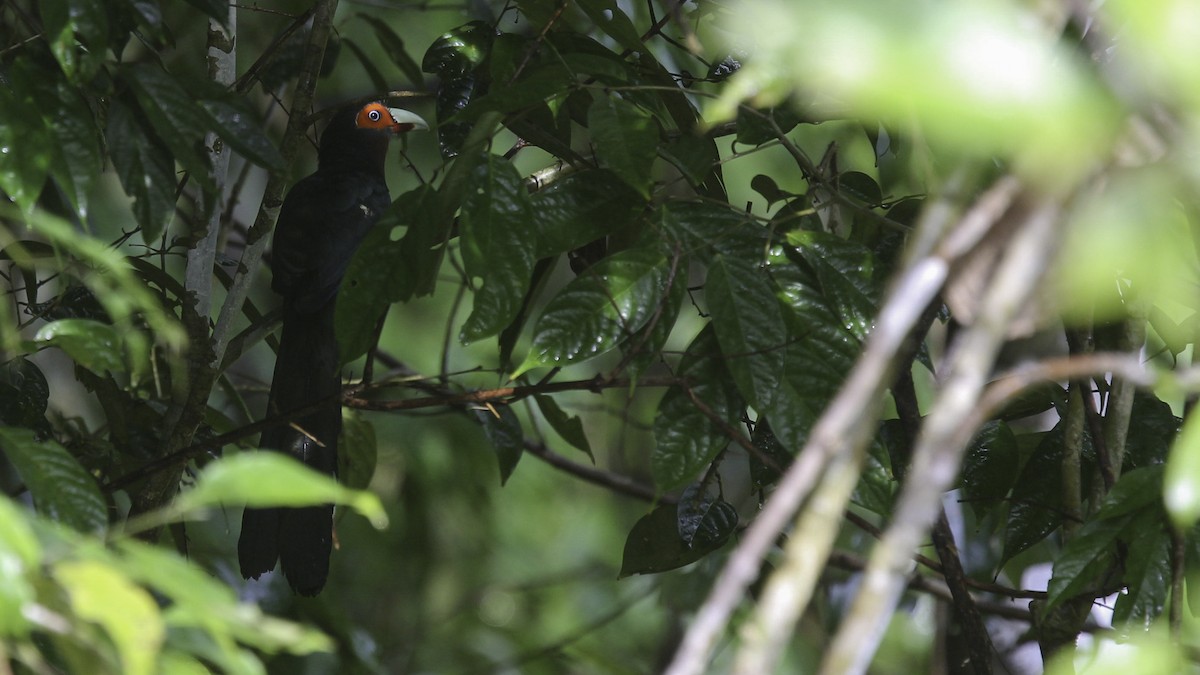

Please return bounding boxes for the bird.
[239,101,427,596]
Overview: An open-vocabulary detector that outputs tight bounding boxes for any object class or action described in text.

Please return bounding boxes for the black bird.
[239,101,426,596]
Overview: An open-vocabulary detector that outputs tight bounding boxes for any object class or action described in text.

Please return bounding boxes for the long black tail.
[238,301,341,596]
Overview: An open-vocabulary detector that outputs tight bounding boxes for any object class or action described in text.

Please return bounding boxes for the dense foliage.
[3,0,1200,673]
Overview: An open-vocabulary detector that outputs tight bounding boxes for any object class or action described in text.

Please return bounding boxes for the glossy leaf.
[1043,519,1121,616]
[124,64,214,190]
[0,426,107,533]
[516,243,669,374]
[0,63,54,215]
[105,100,177,242]
[706,253,788,416]
[530,169,645,258]
[199,98,284,170]
[0,358,50,431]
[588,96,658,197]
[459,156,538,343]
[1113,510,1170,627]
[652,326,745,490]
[620,502,730,577]
[961,421,1019,520]
[677,484,739,550]
[35,319,124,375]
[1003,424,1093,565]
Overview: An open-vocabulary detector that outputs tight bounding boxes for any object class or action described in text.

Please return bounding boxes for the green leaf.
[0,358,50,431]
[0,427,107,533]
[706,254,788,415]
[1166,410,1200,530]
[174,454,388,528]
[342,40,391,93]
[40,0,109,82]
[660,200,769,263]
[35,318,124,374]
[789,231,881,342]
[105,100,178,242]
[960,421,1019,520]
[124,64,214,191]
[1113,510,1170,627]
[530,169,645,259]
[677,484,739,549]
[199,98,284,170]
[459,156,538,343]
[576,0,646,53]
[44,81,102,219]
[422,21,494,78]
[0,63,54,215]
[620,502,731,577]
[1095,465,1165,520]
[1043,520,1122,616]
[534,395,592,460]
[1002,424,1093,564]
[588,96,658,197]
[618,263,686,379]
[115,540,332,656]
[473,405,523,485]
[516,243,669,375]
[56,560,164,675]
[0,498,39,638]
[1123,392,1180,469]
[339,409,377,492]
[360,14,425,86]
[652,326,745,490]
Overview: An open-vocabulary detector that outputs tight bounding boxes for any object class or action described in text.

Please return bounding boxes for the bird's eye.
[367,109,381,122]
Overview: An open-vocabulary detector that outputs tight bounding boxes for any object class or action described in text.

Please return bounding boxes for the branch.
[820,194,1063,675]
[662,173,1010,675]
[209,0,340,370]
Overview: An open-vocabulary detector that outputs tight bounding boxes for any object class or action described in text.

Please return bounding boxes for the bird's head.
[352,101,428,135]
[317,101,427,174]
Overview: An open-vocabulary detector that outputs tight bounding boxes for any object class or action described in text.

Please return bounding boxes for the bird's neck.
[317,137,390,177]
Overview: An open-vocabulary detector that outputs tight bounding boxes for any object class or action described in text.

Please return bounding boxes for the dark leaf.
[105,100,176,241]
[620,502,729,577]
[961,421,1019,520]
[588,96,658,197]
[124,64,214,190]
[0,359,50,432]
[359,14,425,86]
[652,326,745,490]
[35,319,125,374]
[473,405,523,485]
[530,169,645,259]
[1113,509,1170,627]
[534,395,592,460]
[677,484,739,549]
[1123,392,1180,469]
[422,21,494,78]
[199,98,284,170]
[459,156,538,343]
[705,254,788,415]
[338,409,377,493]
[517,242,670,374]
[0,426,107,532]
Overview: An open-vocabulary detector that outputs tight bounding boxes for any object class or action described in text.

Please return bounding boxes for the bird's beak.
[387,108,428,134]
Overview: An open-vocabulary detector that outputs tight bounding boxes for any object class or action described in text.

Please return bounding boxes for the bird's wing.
[271,170,391,313]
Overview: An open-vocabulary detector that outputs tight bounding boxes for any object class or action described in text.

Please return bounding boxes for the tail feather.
[238,304,341,595]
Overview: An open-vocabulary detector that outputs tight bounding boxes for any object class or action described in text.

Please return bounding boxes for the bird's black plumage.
[238,101,425,596]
